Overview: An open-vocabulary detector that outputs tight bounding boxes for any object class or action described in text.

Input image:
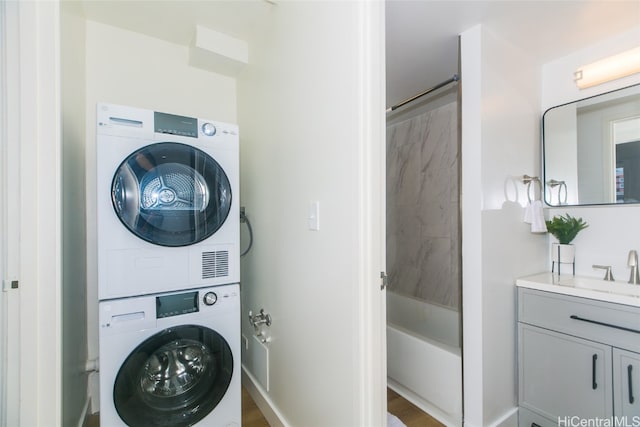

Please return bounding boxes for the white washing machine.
[96,103,239,300]
[99,283,241,426]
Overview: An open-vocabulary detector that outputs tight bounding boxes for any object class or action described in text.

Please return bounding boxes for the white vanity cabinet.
[613,348,640,418]
[519,324,612,421]
[517,287,640,426]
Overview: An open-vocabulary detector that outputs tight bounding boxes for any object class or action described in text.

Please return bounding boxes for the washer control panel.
[156,290,199,318]
[99,284,239,333]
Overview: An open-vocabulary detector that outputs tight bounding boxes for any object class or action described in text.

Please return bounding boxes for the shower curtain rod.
[385,74,459,113]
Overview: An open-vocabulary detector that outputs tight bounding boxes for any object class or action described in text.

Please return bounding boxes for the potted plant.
[545,214,588,267]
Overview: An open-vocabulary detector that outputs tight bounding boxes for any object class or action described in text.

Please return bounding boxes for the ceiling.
[386,0,640,107]
[78,0,640,107]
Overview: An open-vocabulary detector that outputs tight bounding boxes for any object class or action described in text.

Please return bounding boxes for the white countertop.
[516,272,640,307]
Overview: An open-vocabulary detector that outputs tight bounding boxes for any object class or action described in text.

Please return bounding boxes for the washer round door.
[113,324,234,427]
[111,142,232,247]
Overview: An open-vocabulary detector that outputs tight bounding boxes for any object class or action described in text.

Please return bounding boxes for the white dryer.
[97,103,239,300]
[99,283,241,426]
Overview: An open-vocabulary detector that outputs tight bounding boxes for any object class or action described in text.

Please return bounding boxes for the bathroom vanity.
[516,273,640,426]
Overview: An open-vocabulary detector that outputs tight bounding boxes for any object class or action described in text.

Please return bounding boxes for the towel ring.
[522,175,542,203]
[547,179,568,205]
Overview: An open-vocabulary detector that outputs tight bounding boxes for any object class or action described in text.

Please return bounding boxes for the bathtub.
[387,291,463,426]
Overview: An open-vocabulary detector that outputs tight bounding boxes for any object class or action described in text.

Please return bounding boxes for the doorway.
[385,80,463,426]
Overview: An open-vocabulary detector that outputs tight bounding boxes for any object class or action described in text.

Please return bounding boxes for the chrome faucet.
[593,265,614,281]
[628,250,640,284]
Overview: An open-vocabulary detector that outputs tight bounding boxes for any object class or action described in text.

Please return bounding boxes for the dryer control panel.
[154,111,198,138]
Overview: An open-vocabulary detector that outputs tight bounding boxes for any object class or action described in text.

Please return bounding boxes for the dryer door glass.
[111,142,232,247]
[113,324,234,427]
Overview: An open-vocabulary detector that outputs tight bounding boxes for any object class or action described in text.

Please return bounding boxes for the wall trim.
[354,0,387,425]
[0,1,7,425]
[487,407,518,427]
[76,397,91,427]
[17,1,62,425]
[460,24,484,427]
[242,367,288,427]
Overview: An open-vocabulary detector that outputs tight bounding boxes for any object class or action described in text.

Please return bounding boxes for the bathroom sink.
[558,276,640,297]
[516,273,640,307]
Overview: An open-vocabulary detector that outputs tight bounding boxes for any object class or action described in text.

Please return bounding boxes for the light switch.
[308,201,320,231]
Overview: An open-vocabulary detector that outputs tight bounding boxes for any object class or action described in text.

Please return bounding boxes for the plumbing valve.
[249,309,272,328]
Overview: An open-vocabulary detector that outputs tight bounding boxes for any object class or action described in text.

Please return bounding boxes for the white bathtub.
[387,291,463,426]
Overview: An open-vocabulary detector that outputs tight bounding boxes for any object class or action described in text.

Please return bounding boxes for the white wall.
[84,21,237,122]
[461,24,548,427]
[542,26,640,281]
[83,19,238,412]
[60,3,89,425]
[542,27,640,109]
[237,1,386,426]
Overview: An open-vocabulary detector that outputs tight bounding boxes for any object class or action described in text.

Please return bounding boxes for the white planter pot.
[552,243,575,264]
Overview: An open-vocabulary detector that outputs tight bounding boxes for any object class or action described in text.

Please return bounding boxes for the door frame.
[1,2,22,425]
[2,1,62,425]
[355,1,387,425]
[0,1,7,423]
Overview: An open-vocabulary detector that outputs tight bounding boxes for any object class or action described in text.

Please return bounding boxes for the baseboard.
[486,407,518,427]
[387,379,462,427]
[78,396,91,427]
[242,366,289,427]
[87,371,100,414]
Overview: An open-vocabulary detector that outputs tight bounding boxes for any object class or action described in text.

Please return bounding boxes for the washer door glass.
[112,142,232,247]
[113,324,234,427]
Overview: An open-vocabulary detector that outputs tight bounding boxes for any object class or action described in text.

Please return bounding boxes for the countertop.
[516,272,640,307]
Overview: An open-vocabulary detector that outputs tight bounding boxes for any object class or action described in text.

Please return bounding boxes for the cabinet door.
[613,348,640,417]
[519,324,613,420]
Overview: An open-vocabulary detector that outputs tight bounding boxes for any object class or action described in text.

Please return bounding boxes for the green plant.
[545,214,588,244]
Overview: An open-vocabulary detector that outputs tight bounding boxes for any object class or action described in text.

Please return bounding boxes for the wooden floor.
[387,388,444,427]
[242,386,269,427]
[86,386,269,427]
[86,386,440,427]
[243,386,442,427]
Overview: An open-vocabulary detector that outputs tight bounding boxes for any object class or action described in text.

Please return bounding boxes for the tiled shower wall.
[386,101,460,310]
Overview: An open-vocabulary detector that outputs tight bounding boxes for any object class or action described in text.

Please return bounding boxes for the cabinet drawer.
[519,288,640,352]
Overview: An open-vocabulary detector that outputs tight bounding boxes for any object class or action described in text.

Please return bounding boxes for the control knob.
[203,292,217,306]
[201,122,216,136]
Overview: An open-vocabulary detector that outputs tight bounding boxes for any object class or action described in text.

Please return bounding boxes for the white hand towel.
[524,200,547,233]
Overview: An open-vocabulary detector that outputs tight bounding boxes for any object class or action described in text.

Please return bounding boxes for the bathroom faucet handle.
[628,250,640,284]
[593,265,614,281]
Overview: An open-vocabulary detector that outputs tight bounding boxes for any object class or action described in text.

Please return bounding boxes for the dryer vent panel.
[202,251,229,279]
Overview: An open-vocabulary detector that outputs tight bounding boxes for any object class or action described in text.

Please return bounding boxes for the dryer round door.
[113,324,234,427]
[111,142,232,247]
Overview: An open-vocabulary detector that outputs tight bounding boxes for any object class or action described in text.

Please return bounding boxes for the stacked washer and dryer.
[96,103,241,427]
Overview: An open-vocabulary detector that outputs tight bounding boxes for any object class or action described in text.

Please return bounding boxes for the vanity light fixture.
[574,46,640,89]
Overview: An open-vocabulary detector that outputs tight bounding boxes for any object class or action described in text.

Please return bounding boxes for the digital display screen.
[154,111,198,138]
[156,291,199,319]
